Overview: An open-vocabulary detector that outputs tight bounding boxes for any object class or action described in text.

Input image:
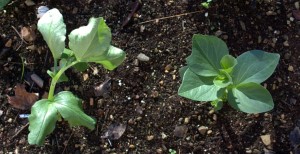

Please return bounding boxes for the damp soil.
[1,0,300,153]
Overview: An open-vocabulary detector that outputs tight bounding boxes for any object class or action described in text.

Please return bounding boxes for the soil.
[1,0,300,153]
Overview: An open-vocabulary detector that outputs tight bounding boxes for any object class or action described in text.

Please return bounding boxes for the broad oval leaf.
[38,8,66,59]
[232,50,280,85]
[53,91,96,130]
[187,34,229,76]
[28,99,58,145]
[227,82,274,113]
[178,68,224,101]
[69,17,111,62]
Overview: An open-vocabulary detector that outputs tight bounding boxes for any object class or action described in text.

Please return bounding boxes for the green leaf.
[28,92,96,145]
[69,17,111,62]
[61,48,74,59]
[0,0,10,9]
[211,99,223,111]
[220,55,237,73]
[28,99,58,145]
[178,68,224,101]
[187,34,229,77]
[213,70,232,88]
[38,8,66,59]
[95,45,126,70]
[179,66,188,80]
[74,62,89,71]
[53,91,96,130]
[232,50,280,85]
[227,82,274,113]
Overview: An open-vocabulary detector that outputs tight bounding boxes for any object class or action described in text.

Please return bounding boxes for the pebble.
[260,134,271,146]
[161,132,167,139]
[137,53,150,61]
[7,118,12,123]
[184,117,190,124]
[266,11,276,16]
[0,110,3,116]
[25,0,35,6]
[198,126,208,135]
[5,39,12,47]
[239,20,246,31]
[156,148,163,154]
[284,52,291,60]
[283,41,289,46]
[213,114,217,121]
[129,144,135,149]
[146,135,154,141]
[296,2,299,10]
[207,130,212,135]
[288,65,294,72]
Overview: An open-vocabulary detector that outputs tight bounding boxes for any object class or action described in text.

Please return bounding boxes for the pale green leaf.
[220,55,237,73]
[232,50,280,85]
[178,68,224,101]
[28,99,58,145]
[187,34,229,76]
[228,82,274,113]
[213,70,232,88]
[53,91,96,130]
[68,17,111,62]
[38,8,66,59]
[95,45,126,70]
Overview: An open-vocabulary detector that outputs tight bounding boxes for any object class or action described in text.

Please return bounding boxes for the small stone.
[165,64,172,72]
[213,114,217,121]
[137,53,150,61]
[151,91,159,98]
[140,25,145,32]
[207,130,212,135]
[239,20,246,31]
[83,73,88,81]
[161,132,167,139]
[260,134,271,146]
[283,41,289,46]
[184,117,190,124]
[284,52,291,59]
[129,144,135,149]
[7,118,13,123]
[26,45,37,51]
[288,65,294,72]
[146,135,154,141]
[198,126,208,135]
[156,148,163,154]
[0,110,3,116]
[208,109,214,115]
[25,0,35,6]
[258,36,262,43]
[266,10,276,16]
[295,2,299,10]
[5,39,12,47]
[72,7,78,14]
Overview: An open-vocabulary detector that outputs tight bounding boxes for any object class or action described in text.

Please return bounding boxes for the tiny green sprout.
[201,0,212,9]
[28,8,125,145]
[178,34,280,113]
[169,149,177,154]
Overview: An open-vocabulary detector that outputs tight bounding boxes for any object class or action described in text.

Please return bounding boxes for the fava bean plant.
[28,8,125,145]
[178,34,280,113]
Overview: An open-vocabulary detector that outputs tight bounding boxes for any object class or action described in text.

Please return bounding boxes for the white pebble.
[137,53,150,61]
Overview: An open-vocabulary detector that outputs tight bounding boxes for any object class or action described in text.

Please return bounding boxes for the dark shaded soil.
[1,0,300,153]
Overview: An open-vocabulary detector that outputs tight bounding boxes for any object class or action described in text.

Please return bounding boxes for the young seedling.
[178,34,280,113]
[28,8,125,145]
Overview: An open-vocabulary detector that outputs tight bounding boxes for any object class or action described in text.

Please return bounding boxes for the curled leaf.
[7,84,38,110]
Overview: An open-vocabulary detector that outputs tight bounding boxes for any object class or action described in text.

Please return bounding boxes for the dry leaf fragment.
[7,84,38,110]
[101,123,126,140]
[94,78,111,97]
[21,26,36,42]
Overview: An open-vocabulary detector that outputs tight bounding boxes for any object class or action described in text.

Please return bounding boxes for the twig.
[138,10,204,24]
[10,122,29,140]
[62,131,74,154]
[11,26,28,51]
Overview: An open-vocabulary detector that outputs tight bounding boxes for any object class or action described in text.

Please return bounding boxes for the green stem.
[48,60,79,101]
[53,58,58,73]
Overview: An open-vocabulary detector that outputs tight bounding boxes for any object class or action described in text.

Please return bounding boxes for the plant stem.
[48,60,79,101]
